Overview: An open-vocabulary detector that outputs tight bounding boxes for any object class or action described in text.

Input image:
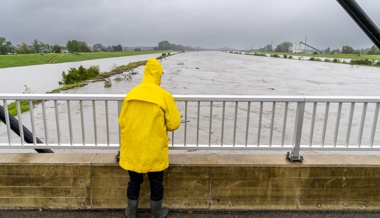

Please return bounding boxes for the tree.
[341,45,355,54]
[18,43,32,54]
[0,37,14,54]
[79,41,91,52]
[112,44,123,52]
[66,40,91,53]
[32,39,44,53]
[52,44,61,53]
[66,40,80,53]
[275,41,293,52]
[260,44,273,52]
[158,41,171,50]
[93,43,105,52]
[331,49,340,54]
[324,47,331,54]
[367,45,380,55]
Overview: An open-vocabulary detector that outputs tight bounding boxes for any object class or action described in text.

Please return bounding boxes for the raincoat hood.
[142,58,163,86]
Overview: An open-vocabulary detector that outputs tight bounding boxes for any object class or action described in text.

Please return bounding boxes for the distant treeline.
[0,36,197,54]
[153,40,195,51]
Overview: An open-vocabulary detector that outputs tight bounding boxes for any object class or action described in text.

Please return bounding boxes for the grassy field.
[0,50,168,69]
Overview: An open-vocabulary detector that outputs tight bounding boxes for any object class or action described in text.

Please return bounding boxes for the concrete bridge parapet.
[0,152,379,211]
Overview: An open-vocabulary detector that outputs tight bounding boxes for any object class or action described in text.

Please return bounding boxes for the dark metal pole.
[337,0,380,49]
[0,105,53,153]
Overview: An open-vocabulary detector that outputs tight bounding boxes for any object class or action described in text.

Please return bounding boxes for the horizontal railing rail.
[1,94,380,160]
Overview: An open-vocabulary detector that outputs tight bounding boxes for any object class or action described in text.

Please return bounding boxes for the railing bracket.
[286,151,303,162]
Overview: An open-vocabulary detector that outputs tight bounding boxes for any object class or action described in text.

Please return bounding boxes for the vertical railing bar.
[67,101,73,145]
[333,102,343,147]
[346,102,355,147]
[80,100,85,145]
[54,100,61,145]
[357,102,368,147]
[184,101,188,146]
[208,101,213,146]
[281,102,289,146]
[233,102,238,147]
[196,101,200,146]
[221,101,225,146]
[309,102,317,147]
[245,102,251,147]
[257,102,263,146]
[28,100,37,145]
[16,100,25,145]
[105,101,110,145]
[3,100,12,145]
[269,102,276,147]
[321,102,330,147]
[92,100,98,145]
[41,101,48,145]
[117,100,123,148]
[171,130,175,146]
[370,102,380,147]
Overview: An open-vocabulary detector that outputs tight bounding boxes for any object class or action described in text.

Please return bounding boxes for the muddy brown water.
[1,51,380,152]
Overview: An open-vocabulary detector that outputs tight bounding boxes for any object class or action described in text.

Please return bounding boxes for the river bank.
[0,50,167,69]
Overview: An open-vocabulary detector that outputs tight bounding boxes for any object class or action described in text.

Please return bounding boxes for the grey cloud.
[0,0,379,49]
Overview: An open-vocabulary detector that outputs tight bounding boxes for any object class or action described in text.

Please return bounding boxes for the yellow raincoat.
[118,58,181,173]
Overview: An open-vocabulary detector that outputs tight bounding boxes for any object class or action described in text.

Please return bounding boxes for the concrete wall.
[0,153,379,210]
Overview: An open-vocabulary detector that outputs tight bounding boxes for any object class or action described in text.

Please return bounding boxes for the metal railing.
[1,94,380,160]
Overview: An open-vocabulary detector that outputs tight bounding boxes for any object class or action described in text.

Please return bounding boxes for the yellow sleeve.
[164,94,181,131]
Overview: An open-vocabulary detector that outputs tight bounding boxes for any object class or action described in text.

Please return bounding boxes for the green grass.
[0,51,168,69]
[7,100,40,116]
[0,53,58,68]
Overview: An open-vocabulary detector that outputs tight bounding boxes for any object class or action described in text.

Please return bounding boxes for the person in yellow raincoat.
[118,57,181,218]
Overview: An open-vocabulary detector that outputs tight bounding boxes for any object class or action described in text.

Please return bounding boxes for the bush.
[60,65,100,85]
[270,54,280,58]
[350,59,373,66]
[253,53,266,57]
[332,58,341,63]
[104,78,112,88]
[309,57,321,61]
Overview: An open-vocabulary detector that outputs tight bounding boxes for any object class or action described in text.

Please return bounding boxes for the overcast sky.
[1,0,379,50]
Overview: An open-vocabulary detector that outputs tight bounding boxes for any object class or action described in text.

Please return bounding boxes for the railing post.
[115,100,123,161]
[287,101,305,162]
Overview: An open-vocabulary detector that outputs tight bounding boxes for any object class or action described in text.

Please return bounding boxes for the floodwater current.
[1,51,380,96]
[1,51,380,152]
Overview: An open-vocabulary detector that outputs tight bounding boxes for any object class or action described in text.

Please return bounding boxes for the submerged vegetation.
[6,85,38,116]
[50,53,172,92]
[236,51,380,67]
[7,53,174,115]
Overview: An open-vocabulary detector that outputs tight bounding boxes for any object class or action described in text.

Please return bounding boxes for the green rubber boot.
[150,200,168,218]
[125,199,138,218]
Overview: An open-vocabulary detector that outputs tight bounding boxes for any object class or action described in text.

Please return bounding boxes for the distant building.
[292,41,303,53]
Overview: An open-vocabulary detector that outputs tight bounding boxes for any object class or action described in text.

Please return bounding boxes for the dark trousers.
[127,170,164,201]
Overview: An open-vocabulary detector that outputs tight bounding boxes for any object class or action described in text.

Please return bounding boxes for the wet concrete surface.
[1,209,380,218]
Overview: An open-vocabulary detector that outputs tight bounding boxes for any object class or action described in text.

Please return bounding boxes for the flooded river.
[1,51,380,152]
[68,52,380,96]
[1,51,379,96]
